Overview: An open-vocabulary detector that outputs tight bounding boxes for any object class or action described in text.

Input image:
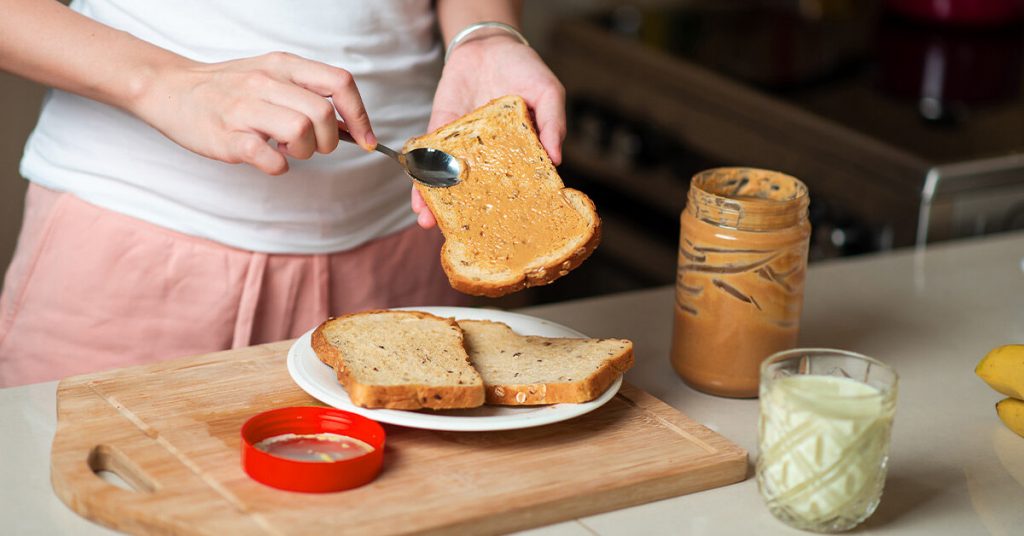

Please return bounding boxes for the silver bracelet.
[444,21,530,63]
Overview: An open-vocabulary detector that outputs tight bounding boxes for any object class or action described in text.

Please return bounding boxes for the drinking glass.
[757,348,898,532]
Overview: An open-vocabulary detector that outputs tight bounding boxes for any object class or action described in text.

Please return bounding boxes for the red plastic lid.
[241,406,385,493]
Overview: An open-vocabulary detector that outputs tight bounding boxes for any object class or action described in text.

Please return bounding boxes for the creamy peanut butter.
[414,116,588,274]
[670,168,810,398]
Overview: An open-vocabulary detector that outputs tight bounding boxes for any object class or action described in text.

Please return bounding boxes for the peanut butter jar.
[670,168,810,398]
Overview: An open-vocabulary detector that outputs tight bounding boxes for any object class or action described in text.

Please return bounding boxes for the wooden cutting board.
[51,340,747,535]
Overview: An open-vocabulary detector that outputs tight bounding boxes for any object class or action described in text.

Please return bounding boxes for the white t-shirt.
[20,0,441,253]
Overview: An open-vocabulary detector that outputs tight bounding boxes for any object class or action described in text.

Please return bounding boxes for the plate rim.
[286,306,623,432]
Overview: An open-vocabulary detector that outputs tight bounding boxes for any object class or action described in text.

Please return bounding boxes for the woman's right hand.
[3,1,374,175]
[132,52,377,175]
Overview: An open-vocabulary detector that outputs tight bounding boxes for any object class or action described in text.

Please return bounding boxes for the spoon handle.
[337,127,358,146]
[338,127,400,160]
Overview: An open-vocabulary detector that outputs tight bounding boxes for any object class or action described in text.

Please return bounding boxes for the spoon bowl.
[339,128,462,188]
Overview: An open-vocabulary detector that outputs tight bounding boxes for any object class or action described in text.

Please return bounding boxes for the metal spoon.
[338,128,462,187]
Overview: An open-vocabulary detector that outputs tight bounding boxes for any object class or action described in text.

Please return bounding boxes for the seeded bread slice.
[458,319,634,405]
[404,95,601,298]
[311,310,485,410]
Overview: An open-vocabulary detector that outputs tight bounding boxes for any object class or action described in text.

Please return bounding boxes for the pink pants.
[0,184,465,387]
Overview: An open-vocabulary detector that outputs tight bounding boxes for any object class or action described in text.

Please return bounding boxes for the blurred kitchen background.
[2,0,1023,308]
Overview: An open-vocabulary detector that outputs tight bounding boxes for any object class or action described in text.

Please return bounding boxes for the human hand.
[132,52,376,175]
[411,35,565,228]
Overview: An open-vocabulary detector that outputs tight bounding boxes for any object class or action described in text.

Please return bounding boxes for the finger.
[285,60,376,150]
[226,131,288,175]
[529,86,567,166]
[261,79,340,154]
[410,187,436,227]
[411,187,426,213]
[417,209,437,229]
[240,101,318,160]
[427,109,462,133]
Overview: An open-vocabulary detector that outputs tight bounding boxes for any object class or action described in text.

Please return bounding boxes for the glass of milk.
[757,348,898,532]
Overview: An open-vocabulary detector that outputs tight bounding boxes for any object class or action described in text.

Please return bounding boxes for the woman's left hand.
[411,35,565,228]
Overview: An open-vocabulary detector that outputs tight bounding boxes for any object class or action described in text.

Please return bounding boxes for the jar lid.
[240,406,385,493]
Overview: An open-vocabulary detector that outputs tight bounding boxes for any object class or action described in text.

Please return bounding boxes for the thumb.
[427,109,462,133]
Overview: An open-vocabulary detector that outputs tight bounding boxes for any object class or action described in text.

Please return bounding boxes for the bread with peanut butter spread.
[403,95,601,297]
[458,319,634,405]
[311,310,485,410]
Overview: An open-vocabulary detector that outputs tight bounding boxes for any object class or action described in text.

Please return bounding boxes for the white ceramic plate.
[286,306,622,432]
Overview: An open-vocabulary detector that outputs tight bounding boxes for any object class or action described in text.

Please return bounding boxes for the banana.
[996,398,1024,438]
[976,345,1024,399]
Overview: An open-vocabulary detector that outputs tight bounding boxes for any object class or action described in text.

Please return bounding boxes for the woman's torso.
[20,0,441,253]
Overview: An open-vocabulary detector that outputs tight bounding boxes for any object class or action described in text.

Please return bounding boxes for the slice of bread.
[311,310,485,410]
[404,95,601,297]
[458,319,634,405]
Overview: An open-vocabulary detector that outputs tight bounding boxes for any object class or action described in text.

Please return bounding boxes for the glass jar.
[669,168,811,398]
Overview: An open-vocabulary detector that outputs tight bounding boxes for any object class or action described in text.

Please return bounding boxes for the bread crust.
[407,95,601,298]
[435,191,602,298]
[311,310,485,410]
[458,319,634,405]
[482,342,633,406]
[311,309,633,410]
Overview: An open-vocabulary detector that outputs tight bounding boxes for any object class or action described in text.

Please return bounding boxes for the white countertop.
[3,231,1024,535]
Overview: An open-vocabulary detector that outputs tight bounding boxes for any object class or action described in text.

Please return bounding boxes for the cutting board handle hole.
[88,444,158,493]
